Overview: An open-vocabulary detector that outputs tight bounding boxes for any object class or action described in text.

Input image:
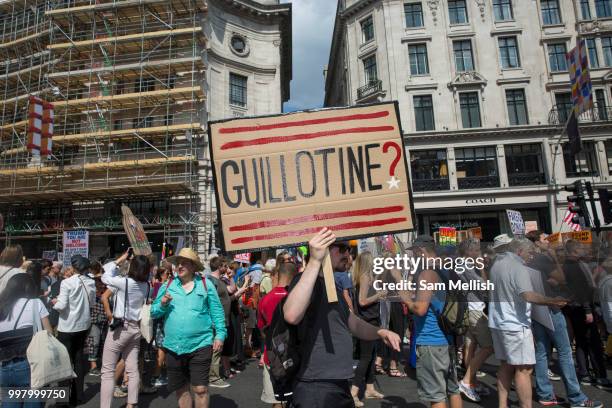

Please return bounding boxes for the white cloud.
[281,0,337,112]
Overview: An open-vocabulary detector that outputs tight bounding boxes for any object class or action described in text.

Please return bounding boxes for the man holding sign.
[283,228,401,407]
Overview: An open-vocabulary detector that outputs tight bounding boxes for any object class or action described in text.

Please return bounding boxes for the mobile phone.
[127,247,134,257]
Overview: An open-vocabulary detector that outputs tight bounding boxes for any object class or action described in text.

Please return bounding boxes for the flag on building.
[566,39,593,116]
[563,205,582,231]
[567,110,582,155]
[27,97,54,158]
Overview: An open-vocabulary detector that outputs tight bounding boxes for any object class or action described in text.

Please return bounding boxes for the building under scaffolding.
[0,0,292,260]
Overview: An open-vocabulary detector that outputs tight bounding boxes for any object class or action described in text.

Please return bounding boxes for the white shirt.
[0,298,48,333]
[102,261,149,322]
[53,274,96,333]
[0,265,25,296]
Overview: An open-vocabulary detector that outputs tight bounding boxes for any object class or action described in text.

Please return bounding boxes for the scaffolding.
[0,0,211,257]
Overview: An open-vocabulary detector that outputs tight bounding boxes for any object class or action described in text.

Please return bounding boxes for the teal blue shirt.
[151,275,227,355]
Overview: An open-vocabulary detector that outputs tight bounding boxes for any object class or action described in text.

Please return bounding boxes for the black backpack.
[432,269,469,337]
[264,295,301,402]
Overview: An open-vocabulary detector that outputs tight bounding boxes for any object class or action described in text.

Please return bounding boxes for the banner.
[562,230,593,243]
[208,102,415,252]
[62,230,89,267]
[506,210,525,236]
[546,232,562,246]
[468,227,482,240]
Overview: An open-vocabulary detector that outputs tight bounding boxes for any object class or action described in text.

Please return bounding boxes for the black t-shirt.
[288,273,353,381]
[529,253,564,301]
[208,275,231,326]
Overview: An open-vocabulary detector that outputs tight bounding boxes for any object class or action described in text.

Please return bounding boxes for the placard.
[42,250,56,261]
[506,210,525,236]
[525,221,539,233]
[121,205,152,256]
[468,227,482,240]
[208,102,415,252]
[562,230,593,243]
[439,227,457,246]
[62,230,89,267]
[546,232,562,245]
[234,253,251,264]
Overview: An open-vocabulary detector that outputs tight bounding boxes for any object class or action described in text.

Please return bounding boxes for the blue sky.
[281,0,337,112]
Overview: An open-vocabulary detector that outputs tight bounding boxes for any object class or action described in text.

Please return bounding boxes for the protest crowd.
[0,227,612,408]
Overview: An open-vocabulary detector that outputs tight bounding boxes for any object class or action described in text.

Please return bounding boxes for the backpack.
[264,295,300,402]
[432,269,469,337]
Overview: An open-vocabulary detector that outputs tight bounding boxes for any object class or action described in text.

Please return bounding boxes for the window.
[144,116,154,127]
[499,37,520,69]
[548,43,568,72]
[453,40,474,72]
[414,95,435,131]
[231,35,247,54]
[506,89,528,125]
[596,0,612,17]
[563,141,599,177]
[113,119,122,130]
[459,92,481,128]
[493,0,513,21]
[363,54,378,83]
[410,149,449,191]
[596,89,608,120]
[455,147,500,189]
[541,0,561,25]
[448,0,468,24]
[405,3,424,27]
[138,77,155,92]
[555,92,573,123]
[586,38,599,68]
[361,16,374,43]
[505,144,546,186]
[581,0,592,20]
[409,44,429,75]
[229,73,247,107]
[163,114,174,126]
[603,37,612,66]
[606,140,612,174]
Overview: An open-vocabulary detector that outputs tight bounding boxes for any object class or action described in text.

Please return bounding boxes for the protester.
[0,244,25,296]
[488,237,567,408]
[207,256,232,389]
[99,251,151,408]
[456,239,492,402]
[260,259,276,297]
[257,261,298,408]
[224,262,250,376]
[151,261,171,387]
[244,259,263,358]
[334,256,354,313]
[87,272,109,376]
[283,228,401,407]
[25,260,43,296]
[40,259,53,298]
[151,248,226,408]
[351,251,386,407]
[0,273,53,408]
[563,240,611,389]
[525,235,602,408]
[401,235,462,408]
[51,254,96,406]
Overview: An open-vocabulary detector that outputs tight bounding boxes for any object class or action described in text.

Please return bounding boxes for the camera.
[109,318,124,331]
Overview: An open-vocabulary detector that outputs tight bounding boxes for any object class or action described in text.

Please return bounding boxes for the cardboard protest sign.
[506,210,525,236]
[525,221,538,233]
[546,232,562,246]
[468,227,482,240]
[121,205,152,256]
[208,102,415,253]
[62,230,89,267]
[42,250,56,261]
[562,230,593,243]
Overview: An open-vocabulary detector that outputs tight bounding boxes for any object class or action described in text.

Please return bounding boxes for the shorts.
[290,380,353,408]
[491,327,536,366]
[415,345,460,402]
[261,365,281,404]
[465,310,493,349]
[165,346,212,392]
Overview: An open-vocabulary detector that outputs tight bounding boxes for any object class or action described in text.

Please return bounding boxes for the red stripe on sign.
[220,126,394,150]
[230,217,407,245]
[229,206,405,232]
[219,110,390,134]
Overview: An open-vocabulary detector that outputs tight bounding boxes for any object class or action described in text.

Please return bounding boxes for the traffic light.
[565,180,590,227]
[598,189,612,224]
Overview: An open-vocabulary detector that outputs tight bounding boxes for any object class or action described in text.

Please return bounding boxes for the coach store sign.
[465,198,496,205]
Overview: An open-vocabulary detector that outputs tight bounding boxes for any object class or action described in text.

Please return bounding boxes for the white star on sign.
[387,176,401,189]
